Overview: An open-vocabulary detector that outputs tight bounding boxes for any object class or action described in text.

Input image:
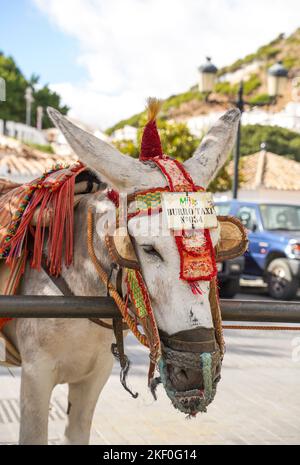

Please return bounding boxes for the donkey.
[2,106,240,444]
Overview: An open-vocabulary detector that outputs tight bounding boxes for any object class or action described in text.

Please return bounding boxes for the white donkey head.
[48,105,241,415]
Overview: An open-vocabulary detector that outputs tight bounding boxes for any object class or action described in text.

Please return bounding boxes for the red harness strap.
[147,155,217,284]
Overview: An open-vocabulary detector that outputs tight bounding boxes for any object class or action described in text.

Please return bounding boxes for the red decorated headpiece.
[140,98,163,161]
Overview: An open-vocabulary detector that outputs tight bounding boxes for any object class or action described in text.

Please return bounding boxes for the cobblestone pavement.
[0,291,300,445]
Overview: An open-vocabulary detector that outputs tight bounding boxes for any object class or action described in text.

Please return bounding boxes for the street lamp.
[198,57,218,93]
[36,106,44,131]
[232,61,288,199]
[199,59,288,199]
[267,61,288,98]
[25,86,34,126]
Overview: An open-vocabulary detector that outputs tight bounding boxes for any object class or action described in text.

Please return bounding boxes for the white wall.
[0,120,47,145]
[186,102,300,137]
[214,188,300,205]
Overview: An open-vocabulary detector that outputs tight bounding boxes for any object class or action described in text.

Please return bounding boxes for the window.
[214,203,231,216]
[260,204,300,231]
[237,206,257,231]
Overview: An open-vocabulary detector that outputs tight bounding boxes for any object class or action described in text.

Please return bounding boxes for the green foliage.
[113,139,139,158]
[106,111,145,135]
[106,91,205,135]
[214,81,238,96]
[161,90,204,112]
[0,51,69,129]
[155,120,199,162]
[0,53,28,123]
[283,56,297,70]
[113,122,300,192]
[243,74,261,95]
[32,85,69,129]
[218,34,283,76]
[113,119,200,162]
[215,74,260,97]
[240,125,300,161]
[256,45,279,60]
[208,163,233,193]
[285,29,300,44]
[26,142,54,154]
[113,119,233,191]
[248,93,273,105]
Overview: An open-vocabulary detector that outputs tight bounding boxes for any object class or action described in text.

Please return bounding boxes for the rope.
[223,325,300,331]
[87,208,148,347]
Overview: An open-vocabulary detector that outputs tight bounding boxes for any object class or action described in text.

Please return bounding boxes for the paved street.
[0,286,300,445]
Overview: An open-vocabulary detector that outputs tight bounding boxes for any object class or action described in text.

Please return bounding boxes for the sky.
[1,0,300,129]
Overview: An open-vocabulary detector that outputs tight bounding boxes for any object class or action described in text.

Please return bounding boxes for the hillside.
[107,28,300,135]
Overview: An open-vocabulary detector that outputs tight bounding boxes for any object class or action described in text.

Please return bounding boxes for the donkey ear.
[216,216,248,262]
[184,108,241,187]
[47,107,166,193]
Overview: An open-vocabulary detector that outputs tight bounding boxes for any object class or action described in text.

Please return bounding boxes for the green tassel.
[200,353,213,402]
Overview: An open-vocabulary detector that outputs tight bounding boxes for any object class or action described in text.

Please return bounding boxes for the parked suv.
[217,256,245,298]
[215,200,300,300]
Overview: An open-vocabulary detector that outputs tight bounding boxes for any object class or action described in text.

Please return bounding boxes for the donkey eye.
[142,245,163,261]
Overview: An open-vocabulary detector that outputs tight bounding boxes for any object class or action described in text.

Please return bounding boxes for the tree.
[0,53,28,124]
[0,51,69,129]
[240,124,300,161]
[32,85,69,129]
[113,118,200,161]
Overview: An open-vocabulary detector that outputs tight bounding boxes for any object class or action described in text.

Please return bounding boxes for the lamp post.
[232,81,244,199]
[36,106,44,131]
[198,57,288,199]
[267,61,288,98]
[198,57,218,94]
[25,86,34,127]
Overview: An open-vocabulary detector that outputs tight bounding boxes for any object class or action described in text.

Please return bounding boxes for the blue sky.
[1,0,300,129]
[0,0,84,84]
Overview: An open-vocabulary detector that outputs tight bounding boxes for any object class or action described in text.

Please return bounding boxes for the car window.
[260,204,300,231]
[214,203,231,216]
[237,206,257,231]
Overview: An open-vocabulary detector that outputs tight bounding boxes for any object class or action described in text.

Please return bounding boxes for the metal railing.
[0,296,299,323]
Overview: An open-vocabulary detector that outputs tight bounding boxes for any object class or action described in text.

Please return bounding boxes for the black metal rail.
[0,296,299,323]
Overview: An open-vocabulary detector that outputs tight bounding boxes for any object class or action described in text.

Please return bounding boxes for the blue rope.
[200,352,213,402]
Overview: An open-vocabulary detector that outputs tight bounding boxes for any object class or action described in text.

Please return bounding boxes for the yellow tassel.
[146,97,162,122]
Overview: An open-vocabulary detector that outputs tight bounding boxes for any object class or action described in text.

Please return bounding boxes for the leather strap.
[159,327,218,353]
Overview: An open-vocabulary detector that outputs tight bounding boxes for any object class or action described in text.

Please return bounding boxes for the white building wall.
[187,102,300,137]
[214,188,300,205]
[0,120,47,145]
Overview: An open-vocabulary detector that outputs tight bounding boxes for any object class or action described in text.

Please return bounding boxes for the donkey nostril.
[169,366,188,383]
[180,369,188,380]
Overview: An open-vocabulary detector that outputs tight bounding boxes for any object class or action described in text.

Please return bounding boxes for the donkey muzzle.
[158,327,222,415]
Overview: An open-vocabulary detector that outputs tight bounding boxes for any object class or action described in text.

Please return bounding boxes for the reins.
[87,208,148,347]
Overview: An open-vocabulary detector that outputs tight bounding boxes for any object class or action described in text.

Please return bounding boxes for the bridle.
[84,151,227,389]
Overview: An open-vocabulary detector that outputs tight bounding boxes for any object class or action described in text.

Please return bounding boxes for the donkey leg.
[19,363,55,445]
[63,357,113,445]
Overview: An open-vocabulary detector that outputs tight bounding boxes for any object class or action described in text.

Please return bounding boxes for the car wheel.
[218,278,240,298]
[266,258,299,300]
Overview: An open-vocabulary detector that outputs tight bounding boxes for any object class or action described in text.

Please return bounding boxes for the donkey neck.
[61,194,112,297]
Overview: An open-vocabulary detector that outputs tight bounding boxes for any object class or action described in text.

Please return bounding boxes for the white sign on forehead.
[162,192,217,230]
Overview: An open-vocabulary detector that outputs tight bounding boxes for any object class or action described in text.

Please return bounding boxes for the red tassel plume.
[140,97,163,161]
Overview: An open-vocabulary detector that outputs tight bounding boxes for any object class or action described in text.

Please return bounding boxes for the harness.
[0,98,248,412]
[86,154,226,392]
